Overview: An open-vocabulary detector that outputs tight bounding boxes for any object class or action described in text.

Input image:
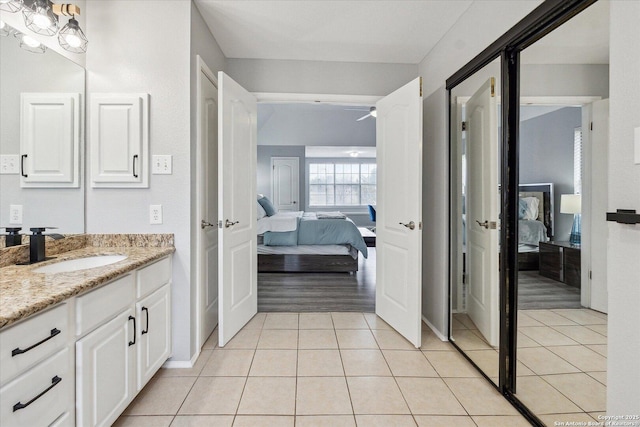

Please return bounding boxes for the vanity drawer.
[137,256,171,298]
[0,303,69,385]
[76,274,134,337]
[0,348,72,427]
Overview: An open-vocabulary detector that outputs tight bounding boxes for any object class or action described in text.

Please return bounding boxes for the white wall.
[607,0,640,415]
[84,1,192,361]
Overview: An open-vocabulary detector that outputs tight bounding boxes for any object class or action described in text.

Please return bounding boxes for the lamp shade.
[560,194,581,214]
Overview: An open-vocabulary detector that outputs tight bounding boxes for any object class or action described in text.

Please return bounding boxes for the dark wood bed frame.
[258,253,358,273]
[518,183,554,271]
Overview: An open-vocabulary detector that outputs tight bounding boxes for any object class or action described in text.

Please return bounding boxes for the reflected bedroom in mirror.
[0,21,85,245]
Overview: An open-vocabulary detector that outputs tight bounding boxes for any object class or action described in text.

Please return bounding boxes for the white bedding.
[257,211,303,235]
[257,244,358,259]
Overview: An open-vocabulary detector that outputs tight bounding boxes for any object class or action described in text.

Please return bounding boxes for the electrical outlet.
[9,205,23,224]
[0,155,20,174]
[152,155,172,174]
[150,205,163,224]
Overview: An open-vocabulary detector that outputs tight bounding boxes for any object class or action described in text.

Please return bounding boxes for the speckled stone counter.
[0,235,175,329]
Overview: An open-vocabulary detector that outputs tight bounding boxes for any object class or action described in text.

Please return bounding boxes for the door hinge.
[461,121,467,131]
[589,270,592,280]
[419,221,423,230]
[490,77,495,97]
[419,77,423,97]
[590,122,593,131]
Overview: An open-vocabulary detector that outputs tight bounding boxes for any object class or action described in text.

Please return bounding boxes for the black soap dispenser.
[4,227,22,247]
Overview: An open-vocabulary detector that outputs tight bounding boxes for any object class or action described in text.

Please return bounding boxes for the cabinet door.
[137,285,171,391]
[90,94,149,188]
[76,309,136,427]
[20,93,80,188]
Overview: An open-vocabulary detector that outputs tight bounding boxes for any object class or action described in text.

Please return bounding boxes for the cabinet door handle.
[132,155,139,178]
[21,154,28,178]
[12,328,61,357]
[128,315,136,346]
[13,376,62,412]
[141,307,149,335]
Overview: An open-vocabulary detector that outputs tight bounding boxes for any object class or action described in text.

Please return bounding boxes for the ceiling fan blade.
[356,113,371,121]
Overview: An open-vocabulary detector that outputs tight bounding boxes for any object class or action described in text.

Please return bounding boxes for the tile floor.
[452,308,607,426]
[115,312,531,427]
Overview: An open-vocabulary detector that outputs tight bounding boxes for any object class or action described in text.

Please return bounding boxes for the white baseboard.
[162,350,199,369]
[422,316,448,341]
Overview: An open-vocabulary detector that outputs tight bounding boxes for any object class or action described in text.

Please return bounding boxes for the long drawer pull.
[141,307,149,335]
[128,316,136,346]
[13,376,62,412]
[12,328,61,357]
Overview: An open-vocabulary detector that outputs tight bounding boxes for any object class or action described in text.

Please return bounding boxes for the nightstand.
[539,241,581,287]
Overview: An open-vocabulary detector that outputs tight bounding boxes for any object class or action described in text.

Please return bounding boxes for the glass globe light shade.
[22,0,57,36]
[58,17,87,53]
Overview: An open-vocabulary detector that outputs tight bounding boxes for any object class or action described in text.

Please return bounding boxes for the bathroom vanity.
[0,235,174,427]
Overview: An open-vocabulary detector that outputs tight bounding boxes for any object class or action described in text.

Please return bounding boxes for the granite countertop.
[0,246,175,330]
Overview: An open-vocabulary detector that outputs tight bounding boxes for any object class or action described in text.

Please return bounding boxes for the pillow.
[521,197,540,221]
[518,199,528,220]
[258,196,277,216]
[257,201,267,220]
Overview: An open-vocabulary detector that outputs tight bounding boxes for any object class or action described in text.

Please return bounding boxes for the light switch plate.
[9,205,23,224]
[634,127,640,165]
[150,205,163,224]
[0,155,20,174]
[152,155,172,174]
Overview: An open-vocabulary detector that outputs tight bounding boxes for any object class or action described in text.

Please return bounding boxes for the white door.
[375,77,423,348]
[218,72,258,346]
[271,157,299,212]
[465,78,499,347]
[586,99,609,313]
[198,65,219,346]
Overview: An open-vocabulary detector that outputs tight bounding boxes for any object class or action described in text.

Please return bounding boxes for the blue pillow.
[258,196,277,216]
[518,198,527,220]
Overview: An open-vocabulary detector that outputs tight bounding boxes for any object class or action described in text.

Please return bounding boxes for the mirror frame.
[446,0,599,425]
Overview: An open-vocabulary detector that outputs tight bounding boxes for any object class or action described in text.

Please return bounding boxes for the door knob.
[475,220,497,229]
[399,221,415,230]
[225,219,239,228]
[201,220,215,229]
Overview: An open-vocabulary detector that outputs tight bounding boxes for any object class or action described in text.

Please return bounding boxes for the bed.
[256,205,368,273]
[518,183,554,270]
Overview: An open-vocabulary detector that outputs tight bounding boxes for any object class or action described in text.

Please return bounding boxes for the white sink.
[33,255,128,274]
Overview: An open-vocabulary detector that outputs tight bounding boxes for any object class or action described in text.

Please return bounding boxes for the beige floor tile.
[299,313,334,329]
[586,324,608,336]
[383,350,438,377]
[298,329,338,349]
[423,350,480,378]
[243,313,267,330]
[348,377,410,415]
[257,329,298,349]
[520,326,580,346]
[522,310,579,326]
[552,325,608,345]
[587,371,607,385]
[589,412,607,422]
[249,349,297,376]
[454,313,478,329]
[551,309,608,325]
[517,331,542,348]
[355,415,417,426]
[471,415,531,427]
[170,415,234,427]
[296,377,353,415]
[336,329,378,349]
[444,378,518,415]
[542,373,606,412]
[414,415,476,427]
[585,309,608,320]
[514,376,581,414]
[547,345,607,372]
[157,350,212,377]
[363,313,393,330]
[237,377,296,415]
[452,330,494,350]
[464,350,499,379]
[200,349,254,376]
[341,349,392,376]
[586,344,607,357]
[538,413,600,427]
[451,318,468,330]
[420,330,454,351]
[295,415,356,427]
[113,416,173,427]
[124,377,196,415]
[179,377,246,415]
[263,313,299,329]
[331,312,369,329]
[516,347,580,375]
[232,415,294,426]
[372,329,416,350]
[298,349,345,376]
[517,313,545,327]
[222,329,261,349]
[203,328,219,349]
[395,377,466,415]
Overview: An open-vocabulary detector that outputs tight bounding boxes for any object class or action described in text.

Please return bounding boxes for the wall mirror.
[0,22,85,237]
[449,57,502,385]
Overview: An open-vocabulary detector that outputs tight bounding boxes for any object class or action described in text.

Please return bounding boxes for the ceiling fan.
[345,106,377,121]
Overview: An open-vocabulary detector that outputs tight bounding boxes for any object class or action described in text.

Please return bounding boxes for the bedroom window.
[309,162,377,206]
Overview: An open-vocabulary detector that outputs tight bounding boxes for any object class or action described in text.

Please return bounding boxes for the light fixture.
[22,0,57,36]
[15,31,47,53]
[560,194,581,245]
[0,0,23,13]
[349,152,359,158]
[57,15,86,52]
[0,20,11,36]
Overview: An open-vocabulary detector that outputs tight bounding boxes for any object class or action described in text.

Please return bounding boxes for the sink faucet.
[3,227,23,247]
[29,227,65,264]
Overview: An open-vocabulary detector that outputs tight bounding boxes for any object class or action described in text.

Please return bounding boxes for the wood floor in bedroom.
[258,248,376,312]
